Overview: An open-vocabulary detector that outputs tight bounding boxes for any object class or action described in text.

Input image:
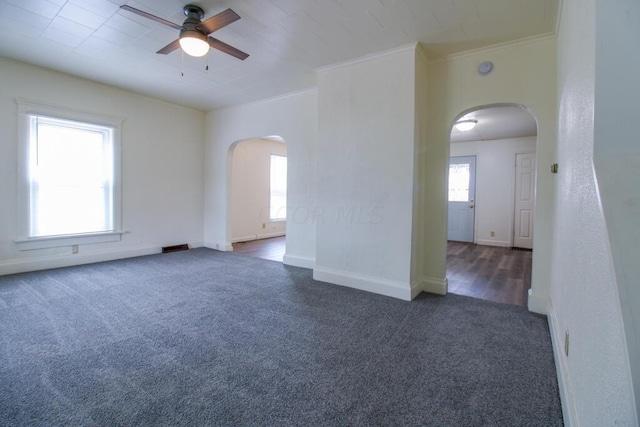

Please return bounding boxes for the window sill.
[14,231,127,251]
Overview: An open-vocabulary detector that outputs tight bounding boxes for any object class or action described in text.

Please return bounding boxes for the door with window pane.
[448,156,476,242]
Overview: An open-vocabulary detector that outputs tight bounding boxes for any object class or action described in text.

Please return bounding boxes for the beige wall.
[422,36,557,311]
[0,59,205,274]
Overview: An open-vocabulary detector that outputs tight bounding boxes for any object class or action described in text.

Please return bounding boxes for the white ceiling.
[451,105,538,143]
[0,0,558,111]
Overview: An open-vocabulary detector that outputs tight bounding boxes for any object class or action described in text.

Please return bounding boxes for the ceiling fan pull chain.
[181,49,184,77]
[206,51,209,71]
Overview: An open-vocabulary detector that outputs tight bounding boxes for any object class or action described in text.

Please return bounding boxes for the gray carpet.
[0,248,562,426]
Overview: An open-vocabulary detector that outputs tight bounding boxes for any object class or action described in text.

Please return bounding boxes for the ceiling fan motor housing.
[183,5,204,25]
[180,5,207,41]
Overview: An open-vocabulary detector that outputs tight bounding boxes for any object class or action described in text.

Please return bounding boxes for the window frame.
[15,99,124,251]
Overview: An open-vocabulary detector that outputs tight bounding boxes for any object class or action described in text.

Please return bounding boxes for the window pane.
[270,155,287,220]
[448,163,470,202]
[30,116,114,237]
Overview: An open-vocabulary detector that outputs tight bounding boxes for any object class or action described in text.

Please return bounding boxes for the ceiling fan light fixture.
[455,119,478,132]
[179,30,209,57]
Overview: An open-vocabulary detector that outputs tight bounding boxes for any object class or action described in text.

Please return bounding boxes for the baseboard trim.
[421,276,448,295]
[231,235,257,243]
[259,231,285,240]
[0,245,159,275]
[547,300,578,426]
[410,280,424,299]
[283,253,315,269]
[0,240,206,276]
[205,241,233,251]
[313,266,413,301]
[527,288,549,315]
[476,239,512,247]
[232,232,286,244]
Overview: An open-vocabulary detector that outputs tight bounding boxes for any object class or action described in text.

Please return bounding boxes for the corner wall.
[314,45,419,300]
[0,59,205,274]
[204,90,317,268]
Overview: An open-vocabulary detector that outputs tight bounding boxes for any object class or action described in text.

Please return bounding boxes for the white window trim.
[15,98,124,251]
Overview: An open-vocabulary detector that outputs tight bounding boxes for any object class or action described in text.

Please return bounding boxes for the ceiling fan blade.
[156,39,181,55]
[197,8,241,35]
[120,5,182,31]
[208,37,249,60]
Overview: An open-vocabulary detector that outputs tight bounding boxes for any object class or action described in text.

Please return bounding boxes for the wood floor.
[232,236,531,307]
[447,241,531,306]
[232,236,286,263]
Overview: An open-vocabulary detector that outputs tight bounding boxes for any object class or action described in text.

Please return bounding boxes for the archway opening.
[227,136,287,262]
[446,104,538,306]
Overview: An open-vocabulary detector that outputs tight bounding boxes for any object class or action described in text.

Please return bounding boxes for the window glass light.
[28,116,114,237]
[270,155,287,220]
[179,31,209,57]
[455,119,478,132]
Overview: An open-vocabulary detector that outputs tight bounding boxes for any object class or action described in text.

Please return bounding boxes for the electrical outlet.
[72,245,78,254]
[490,231,495,237]
[564,330,570,357]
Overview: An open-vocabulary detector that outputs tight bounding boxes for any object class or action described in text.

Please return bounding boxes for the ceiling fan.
[119,4,249,60]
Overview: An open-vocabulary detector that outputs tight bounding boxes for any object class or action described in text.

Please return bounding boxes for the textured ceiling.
[0,0,558,111]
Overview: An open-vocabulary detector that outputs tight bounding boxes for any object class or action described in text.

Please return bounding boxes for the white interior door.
[513,152,536,249]
[448,156,476,242]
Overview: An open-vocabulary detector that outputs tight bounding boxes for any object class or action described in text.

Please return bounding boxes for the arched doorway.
[227,136,287,262]
[446,104,538,306]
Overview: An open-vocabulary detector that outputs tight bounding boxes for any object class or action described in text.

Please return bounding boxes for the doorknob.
[469,204,474,208]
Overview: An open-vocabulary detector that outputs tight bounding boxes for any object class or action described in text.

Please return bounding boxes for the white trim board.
[0,240,205,276]
[527,289,549,315]
[313,266,415,301]
[205,241,233,252]
[548,301,579,426]
[476,239,512,247]
[231,232,285,244]
[421,276,448,296]
[283,254,315,269]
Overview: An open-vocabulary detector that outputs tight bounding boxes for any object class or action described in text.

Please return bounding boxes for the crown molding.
[211,87,318,112]
[316,43,419,74]
[429,33,557,64]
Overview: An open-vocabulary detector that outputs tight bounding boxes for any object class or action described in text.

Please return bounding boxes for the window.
[448,163,470,201]
[16,100,122,250]
[269,154,287,220]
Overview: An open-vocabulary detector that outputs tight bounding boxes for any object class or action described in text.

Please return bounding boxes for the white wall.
[593,0,640,415]
[314,45,419,300]
[204,90,317,268]
[0,59,205,274]
[548,0,639,423]
[231,138,287,242]
[424,36,557,314]
[450,136,537,247]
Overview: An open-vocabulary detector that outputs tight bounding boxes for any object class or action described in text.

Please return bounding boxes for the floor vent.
[162,244,189,254]
[511,247,533,252]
